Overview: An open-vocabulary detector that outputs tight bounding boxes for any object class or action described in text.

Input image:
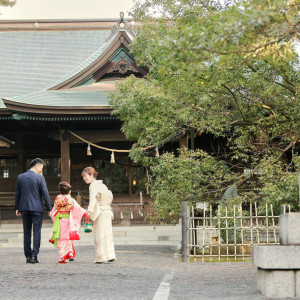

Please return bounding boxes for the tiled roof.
[5,90,110,107]
[0,30,111,108]
[47,32,118,89]
[0,115,117,122]
[0,135,15,145]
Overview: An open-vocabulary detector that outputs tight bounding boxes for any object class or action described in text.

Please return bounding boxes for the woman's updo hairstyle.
[81,166,98,179]
[58,182,72,195]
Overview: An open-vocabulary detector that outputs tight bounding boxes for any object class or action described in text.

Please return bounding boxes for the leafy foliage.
[148,149,234,221]
[110,0,300,219]
[0,0,16,6]
[257,156,300,214]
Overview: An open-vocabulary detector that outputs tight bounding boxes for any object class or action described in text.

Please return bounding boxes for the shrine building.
[0,16,156,221]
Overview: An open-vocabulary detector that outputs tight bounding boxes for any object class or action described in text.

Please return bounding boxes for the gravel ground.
[0,245,265,300]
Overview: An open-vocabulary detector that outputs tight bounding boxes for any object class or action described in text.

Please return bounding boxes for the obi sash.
[51,212,70,246]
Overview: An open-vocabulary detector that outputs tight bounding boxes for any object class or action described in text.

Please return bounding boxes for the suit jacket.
[15,170,52,213]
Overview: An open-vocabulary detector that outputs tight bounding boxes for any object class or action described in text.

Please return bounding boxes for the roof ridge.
[46,28,135,90]
[45,32,121,91]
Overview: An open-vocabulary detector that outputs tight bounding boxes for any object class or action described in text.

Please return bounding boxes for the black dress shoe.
[30,257,39,264]
[26,257,31,263]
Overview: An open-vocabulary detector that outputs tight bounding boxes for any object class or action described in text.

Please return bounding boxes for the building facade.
[0,18,152,220]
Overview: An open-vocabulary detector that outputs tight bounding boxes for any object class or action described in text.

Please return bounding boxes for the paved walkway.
[0,245,265,300]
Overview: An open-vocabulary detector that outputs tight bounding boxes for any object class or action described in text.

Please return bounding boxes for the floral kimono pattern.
[49,194,86,263]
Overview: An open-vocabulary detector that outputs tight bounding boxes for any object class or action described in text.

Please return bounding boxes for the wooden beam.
[60,130,70,183]
[49,130,127,143]
[0,140,10,148]
[0,19,125,31]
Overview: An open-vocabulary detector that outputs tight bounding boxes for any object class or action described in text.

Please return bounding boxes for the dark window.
[93,158,129,194]
[92,158,148,195]
[131,166,148,195]
[0,158,18,178]
[25,157,61,178]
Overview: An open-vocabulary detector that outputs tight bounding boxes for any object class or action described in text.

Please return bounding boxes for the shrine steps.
[0,223,181,248]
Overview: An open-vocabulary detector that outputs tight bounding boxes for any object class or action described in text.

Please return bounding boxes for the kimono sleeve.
[87,183,98,214]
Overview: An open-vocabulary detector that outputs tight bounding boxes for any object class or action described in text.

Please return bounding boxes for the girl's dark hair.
[81,166,98,179]
[58,182,72,195]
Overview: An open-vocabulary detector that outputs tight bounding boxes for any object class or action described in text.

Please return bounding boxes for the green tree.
[0,0,16,6]
[110,0,300,218]
[149,149,235,222]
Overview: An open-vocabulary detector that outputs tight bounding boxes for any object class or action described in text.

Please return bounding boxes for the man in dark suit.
[15,158,52,264]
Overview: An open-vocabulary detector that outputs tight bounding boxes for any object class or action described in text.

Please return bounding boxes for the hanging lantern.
[155,146,159,157]
[133,178,137,186]
[87,144,92,156]
[110,151,115,163]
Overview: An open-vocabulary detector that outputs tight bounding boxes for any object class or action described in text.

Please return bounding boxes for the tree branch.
[221,84,248,122]
[245,61,296,94]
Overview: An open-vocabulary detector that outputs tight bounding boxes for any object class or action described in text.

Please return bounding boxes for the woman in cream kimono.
[82,166,116,264]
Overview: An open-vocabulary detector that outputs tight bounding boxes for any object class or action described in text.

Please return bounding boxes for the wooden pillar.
[180,134,188,149]
[128,164,132,196]
[17,153,25,174]
[191,128,195,150]
[59,130,70,183]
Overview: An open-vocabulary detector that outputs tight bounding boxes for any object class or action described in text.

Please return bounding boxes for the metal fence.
[186,202,290,261]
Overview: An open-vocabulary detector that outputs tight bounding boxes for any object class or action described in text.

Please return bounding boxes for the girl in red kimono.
[49,182,86,263]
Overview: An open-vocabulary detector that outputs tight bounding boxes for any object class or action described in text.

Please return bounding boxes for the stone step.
[8,234,181,244]
[9,231,181,242]
[0,228,24,233]
[0,239,180,248]
[0,225,181,248]
[0,233,19,241]
[0,222,53,229]
[9,225,180,234]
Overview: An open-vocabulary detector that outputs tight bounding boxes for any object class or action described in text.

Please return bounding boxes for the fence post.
[299,172,300,210]
[182,201,188,262]
[280,205,285,215]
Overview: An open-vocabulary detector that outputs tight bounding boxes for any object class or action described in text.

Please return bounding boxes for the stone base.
[254,213,300,298]
[280,213,300,245]
[257,268,300,298]
[253,245,300,269]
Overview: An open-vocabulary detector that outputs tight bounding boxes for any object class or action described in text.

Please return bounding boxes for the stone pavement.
[0,245,265,300]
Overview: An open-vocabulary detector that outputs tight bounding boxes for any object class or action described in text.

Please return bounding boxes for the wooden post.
[180,134,188,150]
[218,205,221,262]
[128,164,132,196]
[17,153,25,174]
[60,130,70,183]
[299,172,300,210]
[182,201,188,262]
[191,128,195,150]
[192,206,196,260]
